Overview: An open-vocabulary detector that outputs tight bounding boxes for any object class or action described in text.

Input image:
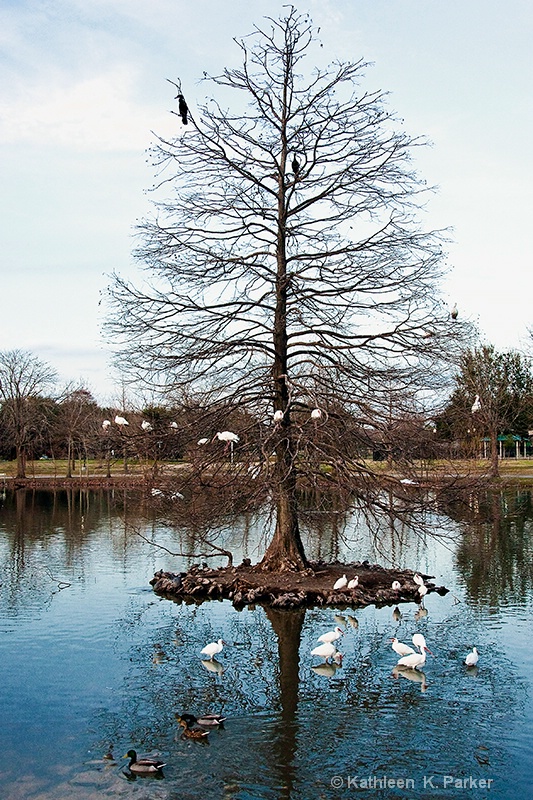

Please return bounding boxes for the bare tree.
[0,349,58,478]
[441,345,533,477]
[107,8,469,570]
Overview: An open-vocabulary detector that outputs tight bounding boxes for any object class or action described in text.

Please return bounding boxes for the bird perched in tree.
[197,437,209,445]
[176,93,188,124]
[102,419,111,430]
[273,410,284,422]
[114,415,129,426]
[471,395,481,413]
[141,420,153,431]
[291,155,300,177]
[451,304,458,320]
[311,408,322,421]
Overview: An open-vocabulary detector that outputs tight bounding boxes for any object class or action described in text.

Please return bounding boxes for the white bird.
[170,421,179,429]
[213,431,240,444]
[102,419,111,429]
[418,584,428,602]
[412,633,432,653]
[390,637,415,657]
[141,420,153,431]
[465,646,479,667]
[391,580,401,591]
[311,642,339,663]
[273,410,284,422]
[333,574,348,591]
[317,626,344,644]
[311,408,322,420]
[151,488,164,497]
[114,415,129,426]
[413,573,424,586]
[471,395,481,413]
[197,437,209,445]
[347,575,359,589]
[200,639,226,660]
[170,492,184,500]
[397,643,431,671]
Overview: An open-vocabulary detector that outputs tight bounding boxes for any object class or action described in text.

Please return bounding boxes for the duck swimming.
[177,716,210,740]
[123,750,166,774]
[179,712,226,728]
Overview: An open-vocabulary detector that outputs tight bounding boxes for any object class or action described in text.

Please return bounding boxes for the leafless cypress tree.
[107,8,470,570]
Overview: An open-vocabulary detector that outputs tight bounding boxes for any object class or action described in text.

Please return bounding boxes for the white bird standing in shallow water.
[311,642,340,663]
[333,574,348,591]
[465,646,479,667]
[412,633,432,653]
[397,638,431,670]
[317,626,344,644]
[390,638,415,657]
[200,639,226,660]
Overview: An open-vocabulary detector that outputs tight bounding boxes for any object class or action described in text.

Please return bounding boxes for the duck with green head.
[123,749,166,774]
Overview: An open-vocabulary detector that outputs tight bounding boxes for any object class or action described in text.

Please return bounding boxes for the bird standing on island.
[391,580,401,591]
[333,574,348,591]
[347,575,359,589]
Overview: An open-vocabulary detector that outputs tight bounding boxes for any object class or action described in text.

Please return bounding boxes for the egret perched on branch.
[141,420,153,431]
[170,421,178,429]
[114,415,129,426]
[273,410,284,423]
[197,437,209,446]
[471,395,481,413]
[311,408,322,421]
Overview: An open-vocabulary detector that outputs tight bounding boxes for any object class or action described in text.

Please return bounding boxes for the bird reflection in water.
[201,657,225,675]
[312,653,343,678]
[392,665,428,692]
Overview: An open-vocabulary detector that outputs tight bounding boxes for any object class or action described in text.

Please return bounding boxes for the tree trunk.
[259,466,307,571]
[16,446,26,479]
[490,429,499,478]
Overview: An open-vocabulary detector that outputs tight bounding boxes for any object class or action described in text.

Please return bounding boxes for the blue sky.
[1,0,532,404]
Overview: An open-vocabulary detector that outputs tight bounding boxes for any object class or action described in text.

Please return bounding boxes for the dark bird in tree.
[451,304,458,320]
[291,155,300,177]
[176,94,189,125]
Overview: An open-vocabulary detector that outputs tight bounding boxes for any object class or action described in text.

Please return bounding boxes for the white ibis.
[413,573,424,586]
[114,415,129,426]
[392,580,401,591]
[310,642,340,663]
[417,584,428,604]
[333,574,348,591]
[102,419,111,430]
[311,408,322,420]
[273,410,284,422]
[200,639,226,660]
[197,437,209,445]
[412,633,432,654]
[465,646,479,667]
[390,637,415,657]
[347,575,359,589]
[471,395,481,413]
[170,421,178,429]
[141,420,153,431]
[397,640,431,671]
[213,430,240,464]
[317,626,344,644]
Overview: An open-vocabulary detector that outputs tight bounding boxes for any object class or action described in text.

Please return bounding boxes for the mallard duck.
[123,749,166,774]
[179,712,226,728]
[177,716,210,740]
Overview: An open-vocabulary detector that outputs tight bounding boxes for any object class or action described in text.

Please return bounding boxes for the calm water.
[1,487,532,799]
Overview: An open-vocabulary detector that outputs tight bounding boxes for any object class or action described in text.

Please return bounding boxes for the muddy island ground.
[151,561,449,610]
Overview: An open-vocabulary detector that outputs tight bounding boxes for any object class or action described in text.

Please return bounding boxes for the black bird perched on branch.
[176,94,189,125]
[291,155,300,177]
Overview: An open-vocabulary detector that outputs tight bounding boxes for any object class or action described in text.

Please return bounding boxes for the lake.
[0,486,532,799]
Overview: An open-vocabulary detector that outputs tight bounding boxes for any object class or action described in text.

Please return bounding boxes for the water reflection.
[0,487,532,799]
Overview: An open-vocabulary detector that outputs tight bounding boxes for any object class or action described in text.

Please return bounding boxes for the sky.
[1,0,532,405]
